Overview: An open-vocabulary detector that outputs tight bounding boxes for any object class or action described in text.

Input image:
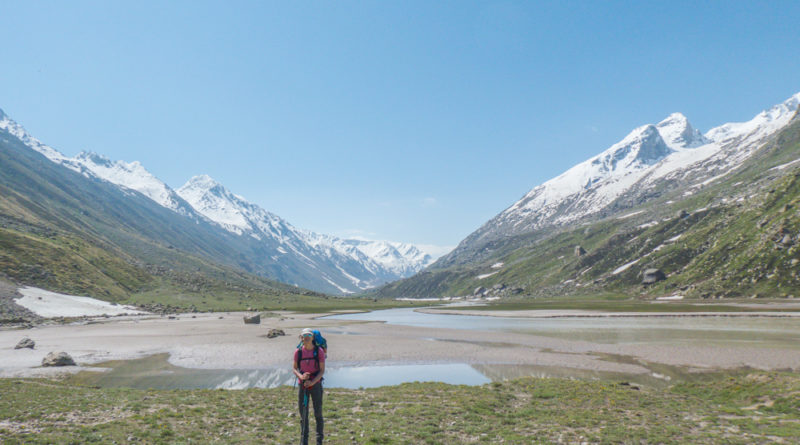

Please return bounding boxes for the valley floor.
[2,306,799,379]
[2,305,800,443]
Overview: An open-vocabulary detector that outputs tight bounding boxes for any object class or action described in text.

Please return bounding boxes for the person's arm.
[307,361,324,387]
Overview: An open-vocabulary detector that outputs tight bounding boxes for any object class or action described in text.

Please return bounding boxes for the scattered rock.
[243,314,261,325]
[267,328,285,338]
[15,337,35,349]
[781,235,793,246]
[574,245,586,256]
[492,283,506,291]
[42,351,76,367]
[791,259,799,266]
[618,381,640,390]
[677,210,689,219]
[473,286,486,296]
[642,268,666,285]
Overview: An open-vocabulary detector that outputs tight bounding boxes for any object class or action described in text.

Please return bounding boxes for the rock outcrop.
[15,337,35,349]
[243,314,261,324]
[267,328,285,338]
[642,268,666,285]
[42,351,76,367]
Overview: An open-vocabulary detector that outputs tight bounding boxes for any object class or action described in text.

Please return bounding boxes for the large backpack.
[296,330,327,374]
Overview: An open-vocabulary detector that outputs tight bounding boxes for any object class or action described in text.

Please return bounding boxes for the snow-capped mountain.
[449,92,800,258]
[0,108,69,164]
[65,152,201,217]
[0,109,434,294]
[0,111,198,217]
[177,175,434,293]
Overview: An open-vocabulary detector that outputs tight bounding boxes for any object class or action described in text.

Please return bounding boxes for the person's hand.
[301,372,311,381]
[304,379,315,388]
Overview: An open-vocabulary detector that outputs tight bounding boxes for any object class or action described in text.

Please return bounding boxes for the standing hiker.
[293,328,325,445]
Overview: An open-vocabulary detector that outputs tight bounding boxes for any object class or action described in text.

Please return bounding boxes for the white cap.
[301,328,314,336]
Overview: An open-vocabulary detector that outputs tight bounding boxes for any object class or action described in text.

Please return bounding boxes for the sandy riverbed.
[2,308,800,380]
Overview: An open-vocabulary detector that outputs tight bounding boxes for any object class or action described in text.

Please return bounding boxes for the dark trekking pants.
[298,382,323,445]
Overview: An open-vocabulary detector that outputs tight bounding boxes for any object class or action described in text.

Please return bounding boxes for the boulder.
[243,314,261,325]
[492,283,506,291]
[15,337,35,350]
[781,235,793,246]
[642,268,666,285]
[575,245,586,256]
[267,328,285,338]
[677,210,689,219]
[473,286,486,296]
[42,352,76,367]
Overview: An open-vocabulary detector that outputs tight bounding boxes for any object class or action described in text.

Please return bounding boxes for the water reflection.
[69,354,490,390]
[327,308,800,349]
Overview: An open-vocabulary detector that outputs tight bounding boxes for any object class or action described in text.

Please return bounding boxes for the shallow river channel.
[68,307,800,390]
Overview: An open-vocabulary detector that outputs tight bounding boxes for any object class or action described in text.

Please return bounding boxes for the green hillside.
[376,116,800,301]
[0,126,330,312]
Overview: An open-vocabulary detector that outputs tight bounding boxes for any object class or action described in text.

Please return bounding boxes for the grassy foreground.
[1,372,798,444]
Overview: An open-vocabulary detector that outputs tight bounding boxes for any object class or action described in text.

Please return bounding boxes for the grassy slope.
[1,372,797,444]
[0,129,362,311]
[376,117,800,301]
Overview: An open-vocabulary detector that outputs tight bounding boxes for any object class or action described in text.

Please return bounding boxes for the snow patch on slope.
[16,287,148,318]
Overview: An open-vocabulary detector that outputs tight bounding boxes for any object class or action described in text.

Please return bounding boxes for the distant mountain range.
[378,92,800,300]
[4,91,799,302]
[0,108,435,295]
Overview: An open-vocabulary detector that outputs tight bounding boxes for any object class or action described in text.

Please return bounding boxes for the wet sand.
[2,309,799,380]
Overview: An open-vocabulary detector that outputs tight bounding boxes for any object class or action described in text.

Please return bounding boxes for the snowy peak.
[0,110,190,214]
[343,239,434,276]
[706,92,800,146]
[181,174,224,194]
[177,175,435,288]
[66,151,193,214]
[656,113,710,149]
[601,124,672,170]
[177,175,259,234]
[0,109,68,163]
[484,91,800,247]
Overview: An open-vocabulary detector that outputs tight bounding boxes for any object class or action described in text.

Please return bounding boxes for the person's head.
[300,328,314,346]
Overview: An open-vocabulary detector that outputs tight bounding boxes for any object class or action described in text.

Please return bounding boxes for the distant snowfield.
[15,287,148,318]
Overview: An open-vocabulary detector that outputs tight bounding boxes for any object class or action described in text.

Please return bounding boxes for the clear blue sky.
[2,1,799,253]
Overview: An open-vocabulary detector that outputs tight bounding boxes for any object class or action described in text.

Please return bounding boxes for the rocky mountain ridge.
[438,92,800,268]
[0,111,433,294]
[376,92,800,300]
